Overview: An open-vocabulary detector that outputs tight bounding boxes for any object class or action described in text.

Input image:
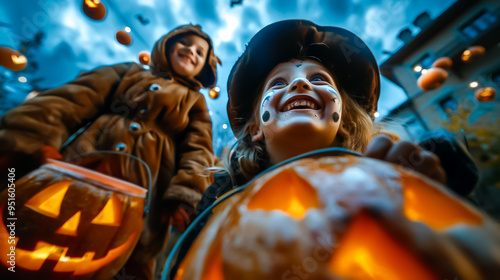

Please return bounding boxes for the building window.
[459,10,498,40]
[412,53,434,77]
[490,68,500,86]
[403,119,426,141]
[439,95,458,117]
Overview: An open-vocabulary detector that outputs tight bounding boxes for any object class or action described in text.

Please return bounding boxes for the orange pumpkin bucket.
[0,155,149,280]
[163,148,500,280]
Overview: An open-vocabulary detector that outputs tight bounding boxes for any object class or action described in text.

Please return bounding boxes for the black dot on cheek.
[332,112,340,122]
[262,111,270,122]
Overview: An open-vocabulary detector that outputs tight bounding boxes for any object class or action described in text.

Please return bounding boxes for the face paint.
[332,112,340,122]
[295,63,302,68]
[261,91,273,108]
[262,111,270,122]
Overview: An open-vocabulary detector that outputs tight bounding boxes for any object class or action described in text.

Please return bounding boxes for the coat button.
[129,122,140,131]
[149,84,161,91]
[115,143,127,152]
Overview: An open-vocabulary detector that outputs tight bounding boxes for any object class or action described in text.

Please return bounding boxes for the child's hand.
[364,135,446,185]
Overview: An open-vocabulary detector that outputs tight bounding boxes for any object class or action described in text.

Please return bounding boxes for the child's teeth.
[300,101,306,106]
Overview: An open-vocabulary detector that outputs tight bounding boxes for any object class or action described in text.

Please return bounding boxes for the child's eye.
[197,50,203,56]
[270,79,286,87]
[310,74,328,83]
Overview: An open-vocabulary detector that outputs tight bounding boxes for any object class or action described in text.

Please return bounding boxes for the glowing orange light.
[91,193,122,226]
[402,175,482,230]
[474,87,497,102]
[138,51,150,65]
[82,0,106,20]
[246,169,319,219]
[209,87,220,99]
[25,181,71,218]
[202,247,224,280]
[0,47,27,70]
[330,211,438,280]
[462,46,485,62]
[56,211,81,236]
[0,207,135,275]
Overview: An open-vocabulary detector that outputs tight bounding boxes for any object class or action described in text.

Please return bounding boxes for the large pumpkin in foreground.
[0,159,147,279]
[172,155,500,279]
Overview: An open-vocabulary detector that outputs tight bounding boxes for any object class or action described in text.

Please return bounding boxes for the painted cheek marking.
[262,96,271,108]
[333,112,340,122]
[262,111,270,122]
[261,91,274,108]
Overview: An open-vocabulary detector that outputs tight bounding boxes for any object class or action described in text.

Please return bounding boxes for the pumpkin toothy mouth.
[0,206,135,276]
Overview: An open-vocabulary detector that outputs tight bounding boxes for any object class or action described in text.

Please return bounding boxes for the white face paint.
[252,59,343,164]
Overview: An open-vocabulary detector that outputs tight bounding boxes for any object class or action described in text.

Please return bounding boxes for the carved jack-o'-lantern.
[168,152,500,279]
[0,159,147,279]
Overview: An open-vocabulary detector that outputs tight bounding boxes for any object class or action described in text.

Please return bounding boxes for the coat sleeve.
[0,63,141,154]
[163,93,215,209]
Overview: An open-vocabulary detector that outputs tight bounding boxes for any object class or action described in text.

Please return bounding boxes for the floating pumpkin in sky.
[461,45,485,63]
[209,87,220,99]
[138,51,150,65]
[0,46,27,71]
[0,159,147,280]
[475,87,497,102]
[116,30,132,46]
[170,153,500,279]
[417,67,448,91]
[82,0,107,21]
[431,57,453,71]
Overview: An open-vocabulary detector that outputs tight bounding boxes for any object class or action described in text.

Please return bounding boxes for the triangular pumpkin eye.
[25,181,71,218]
[91,193,122,226]
[56,211,81,236]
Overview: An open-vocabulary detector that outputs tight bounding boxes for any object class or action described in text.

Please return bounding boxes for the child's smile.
[251,59,343,164]
[169,34,208,79]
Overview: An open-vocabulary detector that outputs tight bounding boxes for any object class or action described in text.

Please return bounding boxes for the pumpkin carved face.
[0,160,146,280]
[174,155,500,279]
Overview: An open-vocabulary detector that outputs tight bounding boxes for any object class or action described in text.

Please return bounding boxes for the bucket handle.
[67,150,153,217]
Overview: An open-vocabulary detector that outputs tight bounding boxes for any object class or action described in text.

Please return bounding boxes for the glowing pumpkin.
[431,57,452,70]
[116,30,132,46]
[0,159,146,279]
[82,0,107,21]
[138,51,151,65]
[209,87,220,99]
[169,154,500,279]
[475,87,497,102]
[461,46,485,63]
[0,47,27,71]
[417,67,448,91]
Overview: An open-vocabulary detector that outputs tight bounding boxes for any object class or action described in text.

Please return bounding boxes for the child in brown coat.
[0,24,218,279]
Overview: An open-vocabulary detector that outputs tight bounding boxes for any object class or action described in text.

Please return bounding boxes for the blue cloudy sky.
[0,0,456,153]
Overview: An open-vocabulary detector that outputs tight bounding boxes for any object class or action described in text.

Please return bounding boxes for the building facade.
[380,0,500,218]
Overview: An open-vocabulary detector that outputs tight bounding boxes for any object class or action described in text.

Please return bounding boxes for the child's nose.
[289,78,312,92]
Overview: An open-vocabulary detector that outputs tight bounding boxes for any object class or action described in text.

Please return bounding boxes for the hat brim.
[227,19,380,134]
